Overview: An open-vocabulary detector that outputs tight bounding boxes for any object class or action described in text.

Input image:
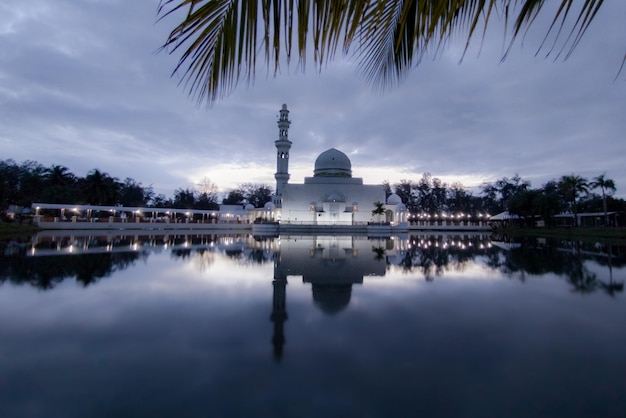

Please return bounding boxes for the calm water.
[1,231,625,418]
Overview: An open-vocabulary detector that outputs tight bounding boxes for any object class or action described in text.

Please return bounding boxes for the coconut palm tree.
[159,0,609,104]
[43,165,78,203]
[80,169,120,206]
[45,165,76,187]
[558,174,588,227]
[590,173,616,227]
[371,201,386,223]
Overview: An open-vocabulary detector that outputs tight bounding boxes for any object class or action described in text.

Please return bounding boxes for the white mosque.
[31,104,408,231]
[261,104,408,227]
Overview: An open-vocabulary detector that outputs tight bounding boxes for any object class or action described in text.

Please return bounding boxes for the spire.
[277,103,290,140]
[273,104,292,206]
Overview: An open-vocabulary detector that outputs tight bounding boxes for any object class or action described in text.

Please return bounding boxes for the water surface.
[1,232,624,417]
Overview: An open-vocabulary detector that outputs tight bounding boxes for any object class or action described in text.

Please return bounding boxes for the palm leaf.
[158,0,615,104]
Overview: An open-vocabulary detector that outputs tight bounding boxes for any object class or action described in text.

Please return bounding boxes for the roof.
[387,193,402,205]
[314,148,352,178]
[490,211,521,221]
[554,211,621,218]
[31,203,246,216]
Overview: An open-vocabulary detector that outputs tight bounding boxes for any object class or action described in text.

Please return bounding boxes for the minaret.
[273,104,292,206]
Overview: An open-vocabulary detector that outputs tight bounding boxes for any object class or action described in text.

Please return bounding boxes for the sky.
[1,1,624,200]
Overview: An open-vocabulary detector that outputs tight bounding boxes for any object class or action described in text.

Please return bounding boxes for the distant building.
[266,104,407,226]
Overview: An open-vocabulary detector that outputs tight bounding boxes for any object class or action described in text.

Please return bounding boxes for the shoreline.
[3,221,626,243]
[503,226,626,243]
[0,222,39,237]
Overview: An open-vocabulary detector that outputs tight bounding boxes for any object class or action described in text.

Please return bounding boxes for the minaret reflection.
[269,235,391,360]
[270,267,288,361]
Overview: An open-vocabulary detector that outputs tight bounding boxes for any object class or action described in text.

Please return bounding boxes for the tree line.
[385,172,623,226]
[0,159,272,213]
[2,159,623,226]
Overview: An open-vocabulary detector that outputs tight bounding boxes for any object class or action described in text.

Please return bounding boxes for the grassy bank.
[0,222,39,237]
[505,226,626,243]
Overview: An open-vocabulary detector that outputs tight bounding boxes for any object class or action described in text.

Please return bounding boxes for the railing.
[279,220,369,226]
[36,216,250,225]
[409,220,487,227]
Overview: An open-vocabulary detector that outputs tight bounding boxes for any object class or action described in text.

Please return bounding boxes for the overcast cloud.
[1,1,624,199]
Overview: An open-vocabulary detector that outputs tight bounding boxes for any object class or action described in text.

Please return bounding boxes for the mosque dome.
[244,203,255,210]
[387,193,402,205]
[264,201,276,210]
[314,148,352,178]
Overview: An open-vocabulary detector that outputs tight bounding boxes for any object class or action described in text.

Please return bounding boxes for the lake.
[1,231,625,418]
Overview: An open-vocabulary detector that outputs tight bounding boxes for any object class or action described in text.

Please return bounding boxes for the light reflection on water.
[0,231,625,418]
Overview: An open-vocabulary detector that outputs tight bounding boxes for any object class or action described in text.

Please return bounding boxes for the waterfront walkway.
[31,203,492,233]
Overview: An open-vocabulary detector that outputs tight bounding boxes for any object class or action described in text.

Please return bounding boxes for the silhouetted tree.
[447,182,473,214]
[173,187,196,209]
[45,165,76,187]
[151,194,173,208]
[80,169,120,205]
[0,160,48,207]
[590,173,616,226]
[508,189,542,226]
[481,174,530,214]
[17,161,46,206]
[558,174,588,226]
[41,165,78,203]
[382,180,392,200]
[392,180,415,210]
[119,178,153,207]
[195,192,219,210]
[223,188,246,205]
[431,177,448,213]
[223,183,272,208]
[193,177,220,209]
[415,173,434,213]
[536,181,561,227]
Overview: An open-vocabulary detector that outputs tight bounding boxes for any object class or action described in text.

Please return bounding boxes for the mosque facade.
[267,104,407,226]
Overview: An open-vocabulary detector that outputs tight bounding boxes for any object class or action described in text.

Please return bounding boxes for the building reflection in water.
[11,231,623,359]
[270,235,390,361]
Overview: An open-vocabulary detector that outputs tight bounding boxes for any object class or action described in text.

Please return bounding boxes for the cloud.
[0,0,624,198]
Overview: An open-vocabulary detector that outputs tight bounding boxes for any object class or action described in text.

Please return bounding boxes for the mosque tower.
[272,104,292,206]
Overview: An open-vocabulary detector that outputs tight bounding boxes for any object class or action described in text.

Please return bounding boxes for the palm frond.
[158,0,613,105]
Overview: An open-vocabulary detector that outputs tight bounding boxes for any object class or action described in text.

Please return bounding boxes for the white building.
[268,104,407,226]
